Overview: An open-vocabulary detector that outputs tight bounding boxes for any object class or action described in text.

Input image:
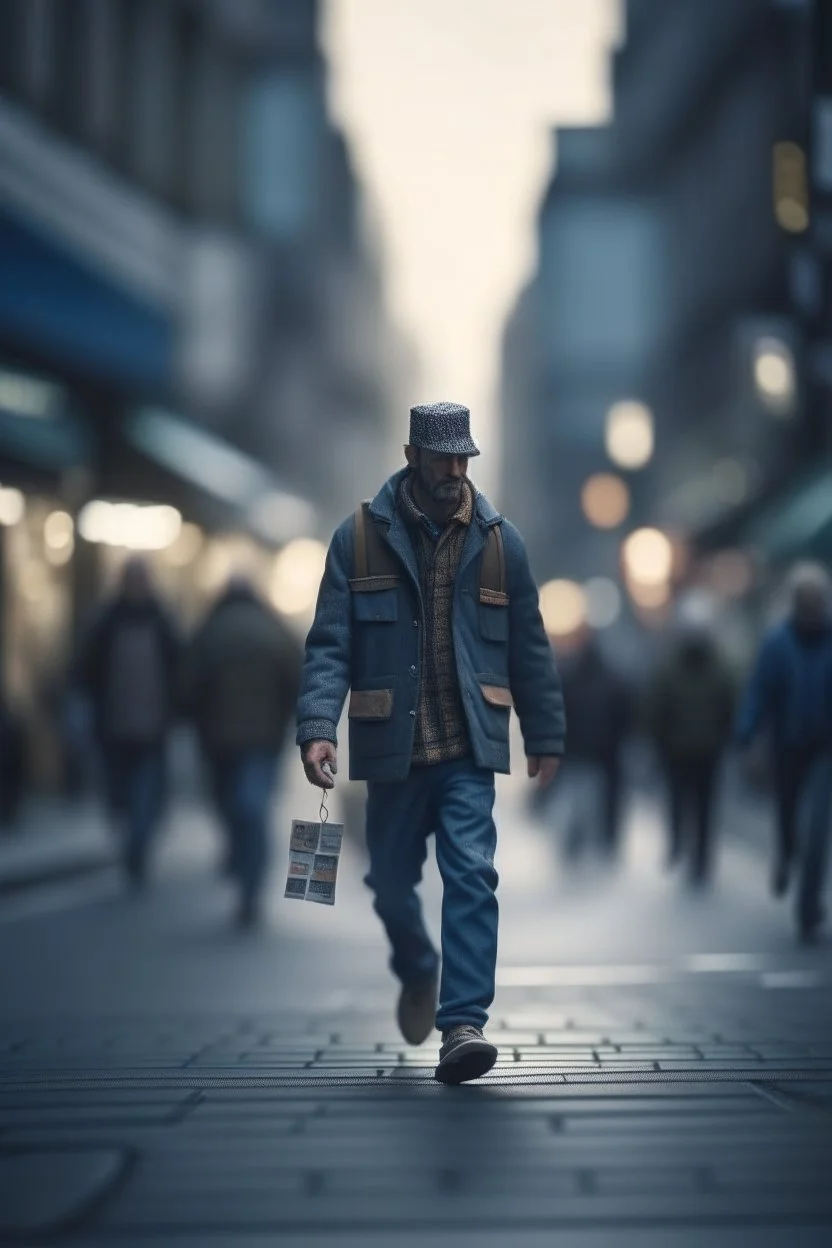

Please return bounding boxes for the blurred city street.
[1,761,831,1245]
[3,1,832,1245]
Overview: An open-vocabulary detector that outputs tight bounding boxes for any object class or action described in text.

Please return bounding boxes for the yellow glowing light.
[627,579,672,610]
[0,486,25,526]
[773,142,808,233]
[163,522,204,568]
[270,539,328,616]
[752,337,795,412]
[622,528,674,587]
[580,473,630,529]
[539,579,587,638]
[776,198,809,233]
[78,501,182,550]
[604,401,654,470]
[44,510,74,551]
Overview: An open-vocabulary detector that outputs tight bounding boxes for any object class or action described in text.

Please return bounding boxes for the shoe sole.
[434,1040,498,1085]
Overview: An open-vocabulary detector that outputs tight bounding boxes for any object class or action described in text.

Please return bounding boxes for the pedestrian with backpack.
[297,402,565,1083]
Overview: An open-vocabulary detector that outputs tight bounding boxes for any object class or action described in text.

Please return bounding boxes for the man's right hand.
[302,740,337,789]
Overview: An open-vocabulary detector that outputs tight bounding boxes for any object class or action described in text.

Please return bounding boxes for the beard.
[424,474,464,503]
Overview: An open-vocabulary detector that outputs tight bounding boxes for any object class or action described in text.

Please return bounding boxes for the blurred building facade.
[501,0,823,632]
[0,0,407,787]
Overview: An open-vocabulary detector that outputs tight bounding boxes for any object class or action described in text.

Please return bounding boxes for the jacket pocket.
[348,688,394,720]
[479,683,513,710]
[478,589,509,642]
[352,588,398,623]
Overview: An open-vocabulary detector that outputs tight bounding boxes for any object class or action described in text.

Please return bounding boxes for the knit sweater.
[399,475,473,766]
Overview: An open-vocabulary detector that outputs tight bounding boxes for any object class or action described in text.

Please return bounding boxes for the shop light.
[627,579,672,610]
[752,336,795,414]
[78,500,182,550]
[538,579,587,638]
[44,510,75,565]
[580,473,630,529]
[0,486,25,526]
[162,522,204,568]
[269,539,328,615]
[44,510,74,550]
[604,401,654,470]
[621,527,673,586]
[583,577,622,628]
[773,142,809,233]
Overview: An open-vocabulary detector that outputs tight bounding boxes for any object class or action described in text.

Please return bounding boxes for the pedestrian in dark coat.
[645,598,735,885]
[76,557,181,887]
[297,402,565,1084]
[735,562,832,941]
[184,575,302,927]
[553,631,633,860]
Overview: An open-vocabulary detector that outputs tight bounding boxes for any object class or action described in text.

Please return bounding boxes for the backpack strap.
[351,502,400,592]
[479,523,508,605]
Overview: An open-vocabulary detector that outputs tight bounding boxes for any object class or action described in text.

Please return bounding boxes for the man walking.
[297,402,565,1084]
[184,574,302,928]
[645,595,736,884]
[77,557,180,888]
[736,563,832,942]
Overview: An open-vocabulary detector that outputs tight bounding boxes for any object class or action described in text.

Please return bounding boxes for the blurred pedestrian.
[550,629,633,861]
[297,401,565,1084]
[184,574,302,928]
[76,557,181,887]
[735,563,832,942]
[645,594,735,885]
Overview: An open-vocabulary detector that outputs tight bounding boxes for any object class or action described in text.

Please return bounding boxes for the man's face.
[409,448,468,505]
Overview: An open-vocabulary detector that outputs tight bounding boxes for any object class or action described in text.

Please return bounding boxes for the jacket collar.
[368,467,502,530]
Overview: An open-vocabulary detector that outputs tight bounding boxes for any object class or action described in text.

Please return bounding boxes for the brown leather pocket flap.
[479,589,509,607]
[349,688,394,720]
[350,575,400,592]
[480,683,513,709]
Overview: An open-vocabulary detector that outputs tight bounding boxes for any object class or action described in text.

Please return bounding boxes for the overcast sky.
[322,0,621,494]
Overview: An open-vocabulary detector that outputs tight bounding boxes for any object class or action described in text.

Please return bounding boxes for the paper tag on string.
[284,775,343,905]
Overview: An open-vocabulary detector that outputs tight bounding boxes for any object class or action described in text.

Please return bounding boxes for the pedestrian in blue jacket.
[735,562,832,942]
[297,402,565,1083]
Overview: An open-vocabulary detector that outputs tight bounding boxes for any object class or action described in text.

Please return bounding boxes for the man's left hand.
[527,755,561,788]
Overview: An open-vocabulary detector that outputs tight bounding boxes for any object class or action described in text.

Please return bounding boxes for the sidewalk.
[0,798,116,894]
[1,770,831,1243]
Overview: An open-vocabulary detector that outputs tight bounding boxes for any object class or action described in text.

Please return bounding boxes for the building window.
[20,0,58,109]
[86,0,125,156]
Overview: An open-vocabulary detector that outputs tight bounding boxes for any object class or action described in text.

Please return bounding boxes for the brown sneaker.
[396,975,438,1046]
[435,1025,498,1084]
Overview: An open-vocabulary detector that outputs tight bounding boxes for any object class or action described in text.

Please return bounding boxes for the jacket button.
[409,710,416,717]
[412,619,419,627]
[409,665,417,674]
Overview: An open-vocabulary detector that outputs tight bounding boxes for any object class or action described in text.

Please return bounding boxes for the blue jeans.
[211,750,277,906]
[102,742,166,876]
[364,758,498,1032]
[795,752,832,932]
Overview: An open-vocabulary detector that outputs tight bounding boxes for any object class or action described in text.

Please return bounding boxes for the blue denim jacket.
[296,469,566,781]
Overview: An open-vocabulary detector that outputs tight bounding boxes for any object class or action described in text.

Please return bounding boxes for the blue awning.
[0,213,172,389]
